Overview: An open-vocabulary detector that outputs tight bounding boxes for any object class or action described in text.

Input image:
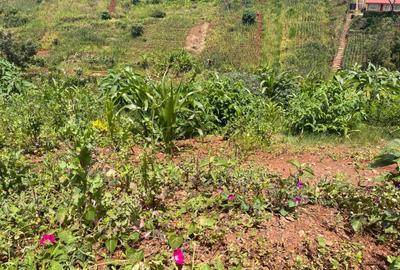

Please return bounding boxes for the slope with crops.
[1,53,400,268]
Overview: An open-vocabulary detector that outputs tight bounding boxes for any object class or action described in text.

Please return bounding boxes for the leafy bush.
[0,150,32,196]
[101,11,111,20]
[3,9,28,28]
[0,58,30,96]
[337,64,400,126]
[162,50,196,75]
[150,10,166,18]
[132,0,140,4]
[257,67,300,107]
[0,31,37,67]
[242,10,256,25]
[131,24,144,38]
[287,80,364,136]
[203,75,257,128]
[225,100,286,144]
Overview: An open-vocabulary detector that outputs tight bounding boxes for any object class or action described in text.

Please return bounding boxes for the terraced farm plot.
[343,32,369,68]
[276,0,347,76]
[0,0,347,76]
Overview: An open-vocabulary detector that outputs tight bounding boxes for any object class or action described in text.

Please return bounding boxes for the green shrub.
[0,58,30,96]
[337,64,400,126]
[132,0,140,4]
[3,9,28,28]
[287,80,364,136]
[131,24,144,38]
[203,76,257,128]
[0,31,37,67]
[242,10,256,25]
[257,67,300,107]
[0,150,32,196]
[163,50,196,75]
[150,10,166,18]
[101,11,111,20]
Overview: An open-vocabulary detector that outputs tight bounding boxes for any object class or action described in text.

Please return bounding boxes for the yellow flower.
[92,120,108,133]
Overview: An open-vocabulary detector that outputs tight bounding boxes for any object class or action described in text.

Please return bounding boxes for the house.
[364,0,400,12]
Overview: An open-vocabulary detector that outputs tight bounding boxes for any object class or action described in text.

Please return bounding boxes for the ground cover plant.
[1,1,400,268]
[1,54,400,268]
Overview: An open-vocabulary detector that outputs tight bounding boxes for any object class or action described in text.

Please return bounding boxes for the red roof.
[366,0,398,4]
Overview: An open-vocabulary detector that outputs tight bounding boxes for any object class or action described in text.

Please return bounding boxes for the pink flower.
[295,196,302,204]
[227,194,235,201]
[296,180,304,189]
[173,248,185,265]
[39,234,56,246]
[217,187,223,193]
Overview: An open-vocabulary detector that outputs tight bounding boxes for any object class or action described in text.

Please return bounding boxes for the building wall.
[366,3,400,12]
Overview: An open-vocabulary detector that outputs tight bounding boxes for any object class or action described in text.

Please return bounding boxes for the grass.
[0,0,347,77]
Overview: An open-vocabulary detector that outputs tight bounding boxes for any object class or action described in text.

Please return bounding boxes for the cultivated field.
[1,1,400,269]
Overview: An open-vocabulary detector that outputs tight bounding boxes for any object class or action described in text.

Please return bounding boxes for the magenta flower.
[296,180,304,189]
[39,234,56,246]
[217,187,223,194]
[294,196,302,204]
[173,248,185,265]
[227,194,235,201]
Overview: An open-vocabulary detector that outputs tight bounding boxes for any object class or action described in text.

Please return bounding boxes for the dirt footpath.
[185,22,210,54]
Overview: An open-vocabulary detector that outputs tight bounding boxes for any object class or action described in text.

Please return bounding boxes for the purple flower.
[39,234,56,246]
[227,194,235,201]
[395,182,400,189]
[294,196,302,204]
[296,180,304,189]
[173,248,185,265]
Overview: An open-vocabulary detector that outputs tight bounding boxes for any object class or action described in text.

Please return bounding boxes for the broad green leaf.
[84,207,96,222]
[198,216,217,227]
[50,261,64,270]
[199,264,212,270]
[58,230,76,245]
[167,233,184,249]
[105,238,118,253]
[351,218,363,232]
[126,248,144,264]
[287,159,301,169]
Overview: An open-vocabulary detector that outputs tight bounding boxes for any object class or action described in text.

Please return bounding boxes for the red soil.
[130,136,398,186]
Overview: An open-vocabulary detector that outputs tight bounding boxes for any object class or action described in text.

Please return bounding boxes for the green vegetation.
[0,0,346,76]
[344,14,400,70]
[1,0,400,268]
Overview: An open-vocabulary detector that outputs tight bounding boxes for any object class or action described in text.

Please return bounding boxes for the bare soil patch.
[108,0,116,14]
[36,49,50,57]
[126,205,390,269]
[185,22,210,54]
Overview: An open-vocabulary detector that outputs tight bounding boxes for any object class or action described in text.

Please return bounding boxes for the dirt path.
[255,11,263,62]
[185,22,210,54]
[108,0,116,14]
[332,13,353,72]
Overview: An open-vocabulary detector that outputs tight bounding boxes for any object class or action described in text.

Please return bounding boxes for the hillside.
[343,13,400,69]
[1,1,400,269]
[0,0,347,76]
